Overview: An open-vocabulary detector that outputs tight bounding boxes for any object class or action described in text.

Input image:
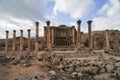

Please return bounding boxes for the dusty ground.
[0,50,120,80]
[0,62,49,80]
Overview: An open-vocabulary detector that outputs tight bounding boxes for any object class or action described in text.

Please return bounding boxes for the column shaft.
[44,27,47,46]
[28,29,31,52]
[81,32,84,48]
[72,26,75,45]
[20,30,23,52]
[46,21,51,51]
[115,30,119,49]
[77,20,81,51]
[5,31,9,52]
[35,22,39,51]
[52,27,54,46]
[105,30,110,50]
[12,30,16,51]
[87,20,93,49]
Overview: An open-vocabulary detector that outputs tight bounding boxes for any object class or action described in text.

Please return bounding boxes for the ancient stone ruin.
[0,20,120,52]
[0,20,120,80]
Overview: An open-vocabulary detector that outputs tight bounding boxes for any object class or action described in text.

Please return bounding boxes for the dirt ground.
[0,50,120,80]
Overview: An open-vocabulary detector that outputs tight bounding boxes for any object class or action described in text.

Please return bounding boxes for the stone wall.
[0,20,120,52]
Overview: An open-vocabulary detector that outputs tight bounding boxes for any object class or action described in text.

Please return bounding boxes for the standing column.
[105,30,110,50]
[0,36,2,51]
[51,27,54,46]
[20,30,23,52]
[28,29,31,52]
[115,30,119,49]
[87,20,93,49]
[12,30,16,51]
[35,22,39,51]
[44,27,47,46]
[5,31,9,52]
[77,20,81,51]
[46,20,51,51]
[72,26,75,46]
[81,32,84,48]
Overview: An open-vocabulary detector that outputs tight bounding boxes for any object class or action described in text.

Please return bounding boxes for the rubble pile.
[0,52,35,67]
[49,57,120,80]
[52,51,98,59]
[105,49,120,56]
[0,51,120,80]
[0,54,13,65]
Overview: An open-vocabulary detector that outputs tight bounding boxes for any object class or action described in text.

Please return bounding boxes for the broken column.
[105,30,110,50]
[46,20,51,51]
[87,20,93,49]
[28,29,31,52]
[35,22,39,51]
[115,30,119,49]
[5,30,9,52]
[77,20,81,51]
[20,30,23,52]
[12,30,16,51]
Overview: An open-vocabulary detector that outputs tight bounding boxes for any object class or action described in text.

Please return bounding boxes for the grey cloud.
[0,0,47,21]
[93,0,120,30]
[53,0,95,19]
[0,0,47,38]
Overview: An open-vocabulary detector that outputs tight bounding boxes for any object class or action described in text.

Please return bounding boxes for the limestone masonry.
[0,20,120,52]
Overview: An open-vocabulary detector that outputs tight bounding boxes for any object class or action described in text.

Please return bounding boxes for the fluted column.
[77,20,81,51]
[5,30,9,52]
[46,20,51,51]
[87,20,93,49]
[12,30,16,51]
[20,30,23,52]
[35,22,39,51]
[28,29,31,52]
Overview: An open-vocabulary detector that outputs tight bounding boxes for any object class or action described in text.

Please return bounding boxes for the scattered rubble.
[105,49,120,56]
[0,50,120,80]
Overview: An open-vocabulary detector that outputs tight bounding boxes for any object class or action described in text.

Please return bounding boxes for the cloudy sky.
[0,0,120,38]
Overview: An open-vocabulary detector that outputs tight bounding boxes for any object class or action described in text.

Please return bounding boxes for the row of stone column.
[5,22,39,52]
[5,29,31,52]
[5,20,93,52]
[77,20,93,51]
[45,20,93,51]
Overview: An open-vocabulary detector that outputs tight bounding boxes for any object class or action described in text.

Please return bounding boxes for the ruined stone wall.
[44,25,76,48]
[0,30,119,51]
[92,31,106,49]
[0,39,5,51]
[108,30,120,49]
[0,19,120,52]
[82,30,120,50]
